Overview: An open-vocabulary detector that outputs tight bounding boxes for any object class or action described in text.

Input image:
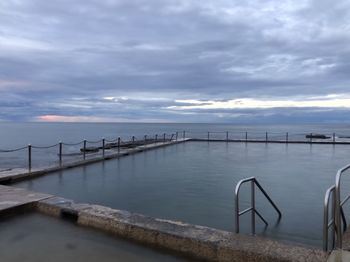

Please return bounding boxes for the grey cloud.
[0,0,350,122]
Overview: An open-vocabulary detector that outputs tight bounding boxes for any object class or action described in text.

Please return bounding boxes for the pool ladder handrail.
[330,163,350,250]
[323,185,347,251]
[235,177,282,234]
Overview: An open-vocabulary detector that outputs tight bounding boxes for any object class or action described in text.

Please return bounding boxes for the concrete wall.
[37,196,327,262]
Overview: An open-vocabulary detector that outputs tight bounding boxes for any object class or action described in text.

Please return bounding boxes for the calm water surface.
[1,122,350,147]
[1,122,350,169]
[15,141,350,247]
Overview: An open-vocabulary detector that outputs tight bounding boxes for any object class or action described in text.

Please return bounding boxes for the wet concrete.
[326,250,350,262]
[37,196,327,262]
[0,212,187,262]
[191,139,350,145]
[0,185,50,211]
[341,228,350,251]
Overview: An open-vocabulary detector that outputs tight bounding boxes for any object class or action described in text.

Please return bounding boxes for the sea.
[1,122,350,148]
[0,122,350,170]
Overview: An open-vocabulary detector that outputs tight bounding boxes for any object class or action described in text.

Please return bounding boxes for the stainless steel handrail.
[323,185,348,251]
[324,186,336,251]
[335,164,350,249]
[235,177,282,234]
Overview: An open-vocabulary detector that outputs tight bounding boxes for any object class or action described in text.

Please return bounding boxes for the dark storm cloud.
[1,0,350,122]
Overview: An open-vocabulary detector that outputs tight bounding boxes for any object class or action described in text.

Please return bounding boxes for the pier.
[0,136,189,184]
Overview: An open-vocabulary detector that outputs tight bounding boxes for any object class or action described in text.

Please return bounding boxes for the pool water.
[0,212,188,262]
[15,141,350,247]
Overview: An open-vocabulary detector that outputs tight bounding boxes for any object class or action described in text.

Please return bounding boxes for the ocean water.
[1,122,350,147]
[0,122,350,169]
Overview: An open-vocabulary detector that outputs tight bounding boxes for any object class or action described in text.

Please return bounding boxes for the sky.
[1,0,350,123]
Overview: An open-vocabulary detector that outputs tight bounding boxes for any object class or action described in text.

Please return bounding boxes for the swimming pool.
[14,141,350,247]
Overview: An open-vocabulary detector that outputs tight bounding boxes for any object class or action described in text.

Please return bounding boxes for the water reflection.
[14,142,350,247]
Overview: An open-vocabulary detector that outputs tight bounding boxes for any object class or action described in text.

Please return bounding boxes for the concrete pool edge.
[0,185,329,261]
[35,196,327,262]
[0,185,51,212]
[0,139,189,184]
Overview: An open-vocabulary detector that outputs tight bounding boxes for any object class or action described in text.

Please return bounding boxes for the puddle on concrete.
[0,212,189,262]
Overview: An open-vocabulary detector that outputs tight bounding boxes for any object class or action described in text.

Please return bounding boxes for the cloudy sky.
[1,0,350,123]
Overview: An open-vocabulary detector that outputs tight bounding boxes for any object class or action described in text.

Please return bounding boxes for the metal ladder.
[235,177,282,234]
[323,164,350,251]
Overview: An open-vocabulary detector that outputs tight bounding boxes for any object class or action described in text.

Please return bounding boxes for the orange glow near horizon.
[36,115,81,122]
[35,115,168,123]
[36,115,113,122]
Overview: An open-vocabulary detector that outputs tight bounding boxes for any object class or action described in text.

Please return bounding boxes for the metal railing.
[323,185,348,251]
[235,177,282,234]
[0,133,177,171]
[177,130,350,144]
[333,164,350,249]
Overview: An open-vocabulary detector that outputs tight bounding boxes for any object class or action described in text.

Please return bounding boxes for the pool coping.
[190,138,350,144]
[0,185,328,262]
[38,197,329,262]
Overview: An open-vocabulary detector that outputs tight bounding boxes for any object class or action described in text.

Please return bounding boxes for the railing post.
[226,131,228,142]
[163,133,166,142]
[59,141,62,165]
[183,130,185,139]
[83,140,86,160]
[251,180,256,235]
[333,133,336,143]
[336,182,342,249]
[132,136,135,145]
[207,131,210,141]
[28,144,32,171]
[310,133,312,143]
[286,132,288,143]
[245,132,248,142]
[175,132,178,141]
[118,137,121,152]
[155,134,158,143]
[144,135,147,143]
[332,189,336,249]
[323,205,329,251]
[265,132,268,142]
[324,188,330,251]
[102,138,105,157]
[323,186,336,251]
[235,192,240,233]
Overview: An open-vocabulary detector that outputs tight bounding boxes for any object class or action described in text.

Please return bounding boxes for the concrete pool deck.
[326,250,350,262]
[0,184,328,262]
[0,185,50,211]
[191,138,350,145]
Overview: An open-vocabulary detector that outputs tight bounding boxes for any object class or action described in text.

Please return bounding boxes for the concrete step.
[327,250,350,262]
